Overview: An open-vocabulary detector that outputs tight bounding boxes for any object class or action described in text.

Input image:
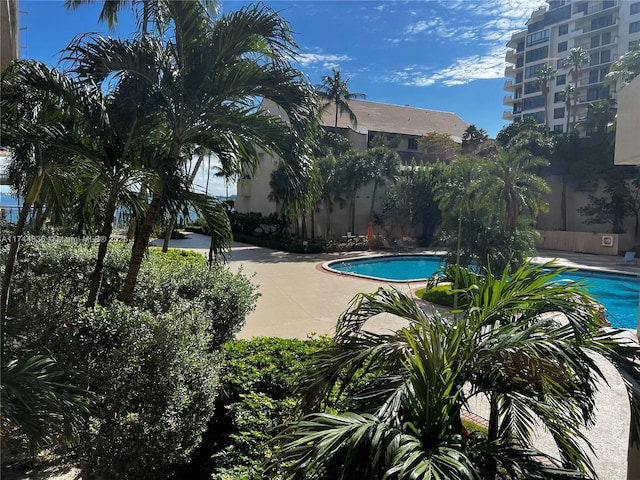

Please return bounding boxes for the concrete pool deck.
[157,233,640,480]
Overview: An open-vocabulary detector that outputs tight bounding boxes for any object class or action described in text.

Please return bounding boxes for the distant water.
[0,190,20,222]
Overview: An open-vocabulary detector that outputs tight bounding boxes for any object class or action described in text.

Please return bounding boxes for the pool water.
[326,255,640,329]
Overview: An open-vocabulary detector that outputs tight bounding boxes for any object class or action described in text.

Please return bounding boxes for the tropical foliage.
[270,262,636,480]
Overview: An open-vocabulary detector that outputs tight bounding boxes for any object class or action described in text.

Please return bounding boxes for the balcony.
[504,80,517,90]
[573,18,619,38]
[576,0,619,18]
[503,110,520,120]
[503,95,516,105]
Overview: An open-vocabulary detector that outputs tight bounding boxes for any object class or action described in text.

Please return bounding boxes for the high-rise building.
[503,0,640,133]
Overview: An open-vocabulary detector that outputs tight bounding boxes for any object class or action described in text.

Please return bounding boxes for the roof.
[319,99,469,139]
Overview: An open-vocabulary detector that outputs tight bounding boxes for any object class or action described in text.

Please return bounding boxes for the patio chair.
[395,239,415,250]
[381,238,398,250]
[617,251,637,265]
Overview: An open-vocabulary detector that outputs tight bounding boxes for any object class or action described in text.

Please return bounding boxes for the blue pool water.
[326,255,640,329]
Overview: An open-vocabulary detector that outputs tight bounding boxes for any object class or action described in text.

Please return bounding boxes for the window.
[556,74,566,85]
[525,63,544,79]
[557,58,565,69]
[631,2,640,15]
[516,57,524,68]
[523,111,546,123]
[554,107,565,119]
[559,24,569,35]
[587,87,600,101]
[517,41,525,52]
[558,41,568,53]
[554,125,564,132]
[601,31,612,45]
[589,70,599,84]
[601,50,611,63]
[600,67,609,81]
[516,72,524,83]
[590,52,599,65]
[527,29,549,46]
[554,91,566,103]
[590,36,600,48]
[524,81,541,94]
[631,21,640,34]
[523,96,545,111]
[407,138,418,150]
[575,2,588,15]
[591,14,613,31]
[526,46,549,63]
[514,87,523,99]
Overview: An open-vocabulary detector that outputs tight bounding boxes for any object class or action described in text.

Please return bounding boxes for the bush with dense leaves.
[2,240,258,478]
[183,337,328,480]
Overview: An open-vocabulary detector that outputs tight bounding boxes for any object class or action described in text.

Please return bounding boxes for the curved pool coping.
[321,253,445,283]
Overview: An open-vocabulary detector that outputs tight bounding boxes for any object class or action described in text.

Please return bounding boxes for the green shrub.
[185,337,328,480]
[3,240,258,478]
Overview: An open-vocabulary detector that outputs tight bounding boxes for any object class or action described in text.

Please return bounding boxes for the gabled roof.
[319,99,469,140]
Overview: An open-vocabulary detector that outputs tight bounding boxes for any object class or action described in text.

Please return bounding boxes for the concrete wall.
[615,75,640,166]
[537,230,623,255]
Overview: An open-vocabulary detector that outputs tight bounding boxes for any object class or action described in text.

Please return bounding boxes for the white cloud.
[396,0,547,87]
[297,52,352,67]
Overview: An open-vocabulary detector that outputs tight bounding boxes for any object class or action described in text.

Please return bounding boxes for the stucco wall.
[536,230,622,256]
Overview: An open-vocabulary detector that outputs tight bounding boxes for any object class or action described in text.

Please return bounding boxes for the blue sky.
[15,0,548,195]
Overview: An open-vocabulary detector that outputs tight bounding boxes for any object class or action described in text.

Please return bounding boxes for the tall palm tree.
[271,261,635,479]
[565,47,589,86]
[362,147,400,222]
[563,83,580,133]
[316,68,366,128]
[483,148,550,234]
[536,63,557,129]
[335,150,367,235]
[68,1,318,304]
[65,0,219,33]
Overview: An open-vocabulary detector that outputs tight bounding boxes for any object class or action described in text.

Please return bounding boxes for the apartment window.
[526,46,549,63]
[554,107,565,119]
[517,41,525,52]
[514,87,523,99]
[631,21,640,34]
[590,36,600,48]
[587,85,610,101]
[407,138,418,150]
[601,32,612,45]
[557,58,565,69]
[524,81,541,94]
[516,57,524,68]
[559,24,569,35]
[516,72,524,83]
[527,29,549,46]
[600,67,609,81]
[523,111,546,123]
[589,70,599,84]
[525,63,544,79]
[591,14,613,31]
[556,74,566,85]
[554,125,564,132]
[554,91,566,103]
[590,52,599,65]
[601,50,611,63]
[631,2,640,15]
[523,96,545,111]
[513,103,522,114]
[575,2,588,15]
[558,41,568,53]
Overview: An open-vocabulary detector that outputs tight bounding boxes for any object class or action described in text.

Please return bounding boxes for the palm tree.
[483,148,550,234]
[65,0,219,33]
[565,47,589,86]
[316,68,366,128]
[605,42,640,87]
[335,150,368,235]
[362,147,400,222]
[271,261,635,479]
[68,1,318,304]
[563,83,580,133]
[536,63,557,129]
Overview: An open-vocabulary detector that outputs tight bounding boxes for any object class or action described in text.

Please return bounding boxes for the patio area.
[159,232,639,480]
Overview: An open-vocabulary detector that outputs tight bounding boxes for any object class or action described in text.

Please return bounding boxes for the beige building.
[235,99,468,239]
[1,0,19,72]
[504,0,640,133]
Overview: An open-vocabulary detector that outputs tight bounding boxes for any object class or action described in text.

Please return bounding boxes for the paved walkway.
[158,233,639,480]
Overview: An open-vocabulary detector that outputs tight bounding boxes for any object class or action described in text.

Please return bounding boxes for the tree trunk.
[368,181,379,222]
[162,149,206,252]
[119,189,163,305]
[486,394,500,480]
[1,172,44,318]
[86,195,118,307]
[324,198,332,240]
[561,175,568,231]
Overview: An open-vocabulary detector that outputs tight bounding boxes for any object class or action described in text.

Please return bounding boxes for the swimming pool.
[325,255,640,330]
